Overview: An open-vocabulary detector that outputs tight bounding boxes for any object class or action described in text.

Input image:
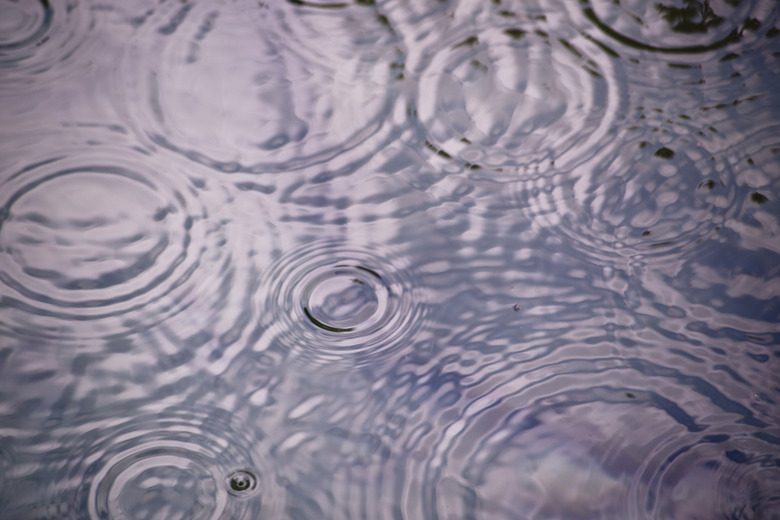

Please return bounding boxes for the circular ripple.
[257,238,425,365]
[632,428,780,519]
[301,265,383,334]
[506,137,739,267]
[0,437,17,518]
[0,146,215,338]
[407,16,624,180]
[575,0,778,56]
[0,1,50,55]
[414,388,648,519]
[118,0,401,172]
[269,423,395,519]
[44,407,281,520]
[225,469,259,499]
[0,0,96,86]
[377,348,773,519]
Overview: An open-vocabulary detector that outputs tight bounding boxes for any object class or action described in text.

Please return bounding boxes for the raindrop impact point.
[225,469,259,498]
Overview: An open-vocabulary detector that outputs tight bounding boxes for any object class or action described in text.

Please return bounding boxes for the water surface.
[1,0,779,518]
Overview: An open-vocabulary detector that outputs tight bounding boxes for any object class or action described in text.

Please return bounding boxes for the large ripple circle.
[118,0,401,172]
[575,0,777,55]
[517,142,739,266]
[417,386,646,519]
[631,427,780,519]
[409,19,623,179]
[0,148,209,337]
[392,352,774,519]
[258,239,423,365]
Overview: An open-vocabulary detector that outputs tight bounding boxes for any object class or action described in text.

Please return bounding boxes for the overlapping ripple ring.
[0,0,95,85]
[404,356,770,519]
[407,364,632,518]
[0,147,207,337]
[119,0,401,172]
[630,426,780,519]
[258,239,422,364]
[526,142,739,265]
[270,424,395,519]
[59,407,278,520]
[0,439,16,514]
[408,16,624,180]
[574,0,778,56]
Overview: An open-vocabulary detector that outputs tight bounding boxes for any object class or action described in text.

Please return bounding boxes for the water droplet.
[226,469,259,498]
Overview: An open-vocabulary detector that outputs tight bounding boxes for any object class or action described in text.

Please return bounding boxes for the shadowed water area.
[0,0,779,518]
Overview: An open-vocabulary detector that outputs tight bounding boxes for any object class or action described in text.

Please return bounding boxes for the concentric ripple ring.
[0,148,208,338]
[574,0,777,55]
[117,0,402,172]
[405,13,625,181]
[257,239,423,364]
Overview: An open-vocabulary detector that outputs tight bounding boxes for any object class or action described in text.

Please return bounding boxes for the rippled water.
[1,0,779,518]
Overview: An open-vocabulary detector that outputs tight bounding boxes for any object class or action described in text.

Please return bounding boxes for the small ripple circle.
[0,1,50,55]
[259,239,423,364]
[225,469,259,498]
[301,264,385,334]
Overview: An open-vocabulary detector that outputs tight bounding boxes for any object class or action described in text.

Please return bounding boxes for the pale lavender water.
[0,0,779,518]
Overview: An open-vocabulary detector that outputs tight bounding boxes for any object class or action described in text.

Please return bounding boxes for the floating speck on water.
[751,192,769,204]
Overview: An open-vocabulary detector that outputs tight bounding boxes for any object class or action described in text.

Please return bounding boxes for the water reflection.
[117,0,401,172]
[400,0,626,180]
[534,137,738,266]
[640,428,780,519]
[0,128,267,343]
[0,0,779,518]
